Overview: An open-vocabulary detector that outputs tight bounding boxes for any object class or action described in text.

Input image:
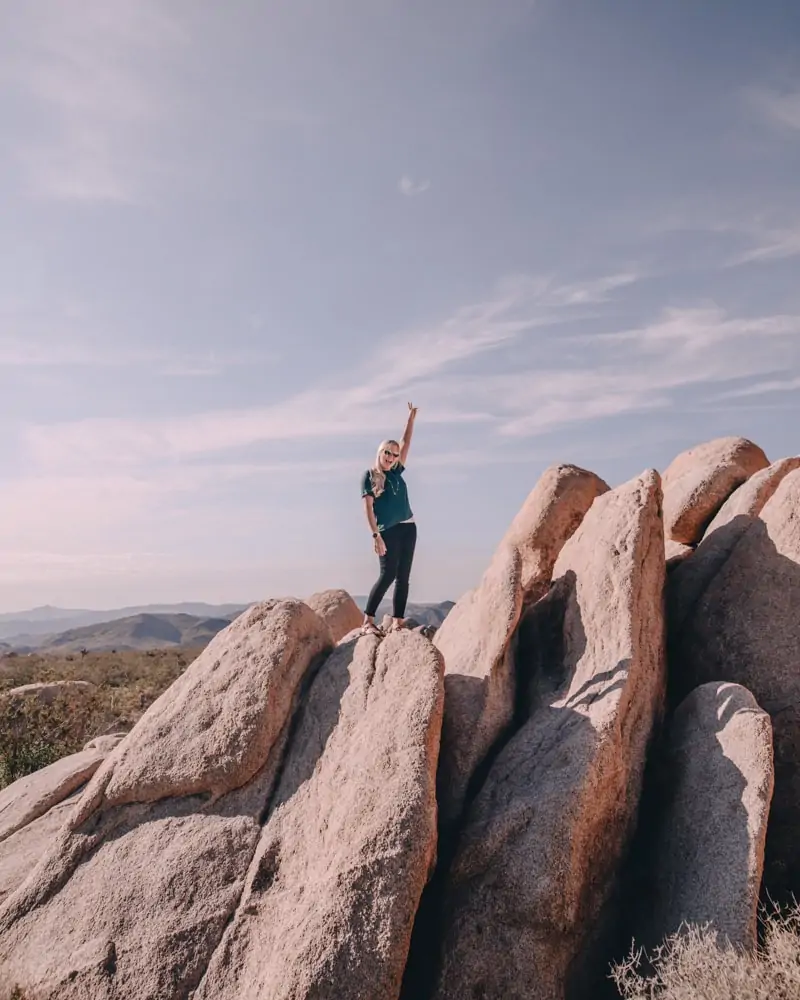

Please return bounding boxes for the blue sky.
[0,0,799,610]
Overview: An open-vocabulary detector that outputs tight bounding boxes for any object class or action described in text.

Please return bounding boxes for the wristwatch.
[372,532,379,538]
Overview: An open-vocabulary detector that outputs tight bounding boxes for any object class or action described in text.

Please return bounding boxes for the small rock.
[305,588,363,643]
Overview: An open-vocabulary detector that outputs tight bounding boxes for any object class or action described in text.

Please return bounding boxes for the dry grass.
[612,906,800,999]
[0,648,198,788]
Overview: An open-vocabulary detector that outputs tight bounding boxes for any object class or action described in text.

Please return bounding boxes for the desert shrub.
[0,687,102,787]
[0,648,197,788]
[612,905,800,999]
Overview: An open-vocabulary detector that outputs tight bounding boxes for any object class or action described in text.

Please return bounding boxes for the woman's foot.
[388,618,406,632]
[359,618,384,638]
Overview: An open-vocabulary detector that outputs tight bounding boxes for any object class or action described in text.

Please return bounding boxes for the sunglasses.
[383,450,400,459]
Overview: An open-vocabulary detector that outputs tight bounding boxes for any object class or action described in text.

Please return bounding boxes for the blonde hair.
[369,439,400,497]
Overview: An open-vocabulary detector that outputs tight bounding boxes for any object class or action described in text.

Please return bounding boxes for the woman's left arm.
[399,402,417,466]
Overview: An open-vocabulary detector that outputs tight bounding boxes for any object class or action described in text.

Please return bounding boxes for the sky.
[0,0,799,611]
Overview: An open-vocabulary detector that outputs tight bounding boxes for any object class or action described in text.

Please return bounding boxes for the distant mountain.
[0,603,250,641]
[20,613,237,654]
[0,598,455,652]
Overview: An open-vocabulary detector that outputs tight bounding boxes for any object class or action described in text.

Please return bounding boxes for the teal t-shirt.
[361,463,413,532]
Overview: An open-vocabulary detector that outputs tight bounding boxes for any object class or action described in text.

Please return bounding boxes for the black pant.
[365,522,417,619]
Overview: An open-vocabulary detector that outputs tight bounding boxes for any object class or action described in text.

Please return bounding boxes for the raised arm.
[399,401,417,466]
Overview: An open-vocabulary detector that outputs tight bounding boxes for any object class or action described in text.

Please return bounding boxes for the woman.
[360,402,418,636]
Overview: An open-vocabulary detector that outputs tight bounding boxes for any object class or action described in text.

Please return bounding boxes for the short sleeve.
[396,462,405,473]
[361,470,375,498]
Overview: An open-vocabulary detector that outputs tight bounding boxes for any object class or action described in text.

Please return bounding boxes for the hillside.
[0,602,250,641]
[32,613,236,653]
[3,601,454,652]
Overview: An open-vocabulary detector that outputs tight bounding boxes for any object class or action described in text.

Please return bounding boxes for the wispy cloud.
[399,175,431,197]
[716,376,800,400]
[728,224,800,265]
[746,84,800,134]
[21,269,641,469]
[23,276,797,470]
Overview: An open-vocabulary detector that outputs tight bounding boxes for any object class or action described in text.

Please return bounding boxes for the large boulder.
[433,471,666,1000]
[671,468,800,894]
[0,735,124,903]
[668,457,800,634]
[195,630,444,1000]
[642,683,773,952]
[433,464,607,830]
[0,600,332,1000]
[703,457,800,535]
[662,436,768,545]
[305,588,363,642]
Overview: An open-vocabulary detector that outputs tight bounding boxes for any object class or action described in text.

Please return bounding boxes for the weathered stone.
[434,471,666,1000]
[0,791,82,904]
[0,737,121,846]
[704,457,800,535]
[195,630,444,1000]
[668,457,800,634]
[0,599,332,1000]
[662,436,768,545]
[0,736,124,905]
[644,683,773,952]
[434,464,608,830]
[305,588,363,643]
[672,469,800,894]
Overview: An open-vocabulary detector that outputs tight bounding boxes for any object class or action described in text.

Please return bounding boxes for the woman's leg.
[391,523,417,624]
[364,527,401,621]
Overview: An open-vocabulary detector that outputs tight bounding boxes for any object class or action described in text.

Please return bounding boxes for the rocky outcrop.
[196,630,444,1000]
[662,436,769,545]
[433,471,666,1000]
[305,588,363,642]
[672,468,800,892]
[703,457,800,535]
[0,735,123,903]
[433,464,608,830]
[668,457,800,634]
[643,683,773,952]
[0,600,332,1000]
[2,435,798,999]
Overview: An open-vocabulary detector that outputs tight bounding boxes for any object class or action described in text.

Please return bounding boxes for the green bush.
[0,688,100,787]
[612,906,800,999]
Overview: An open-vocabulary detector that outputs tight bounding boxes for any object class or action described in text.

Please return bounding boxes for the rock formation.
[662,436,768,545]
[433,471,665,1000]
[642,683,773,952]
[195,630,444,1000]
[433,464,608,831]
[0,600,333,999]
[671,468,800,893]
[668,457,800,633]
[0,434,797,1000]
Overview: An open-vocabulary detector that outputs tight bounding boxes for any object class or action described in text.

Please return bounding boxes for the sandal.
[359,621,384,638]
